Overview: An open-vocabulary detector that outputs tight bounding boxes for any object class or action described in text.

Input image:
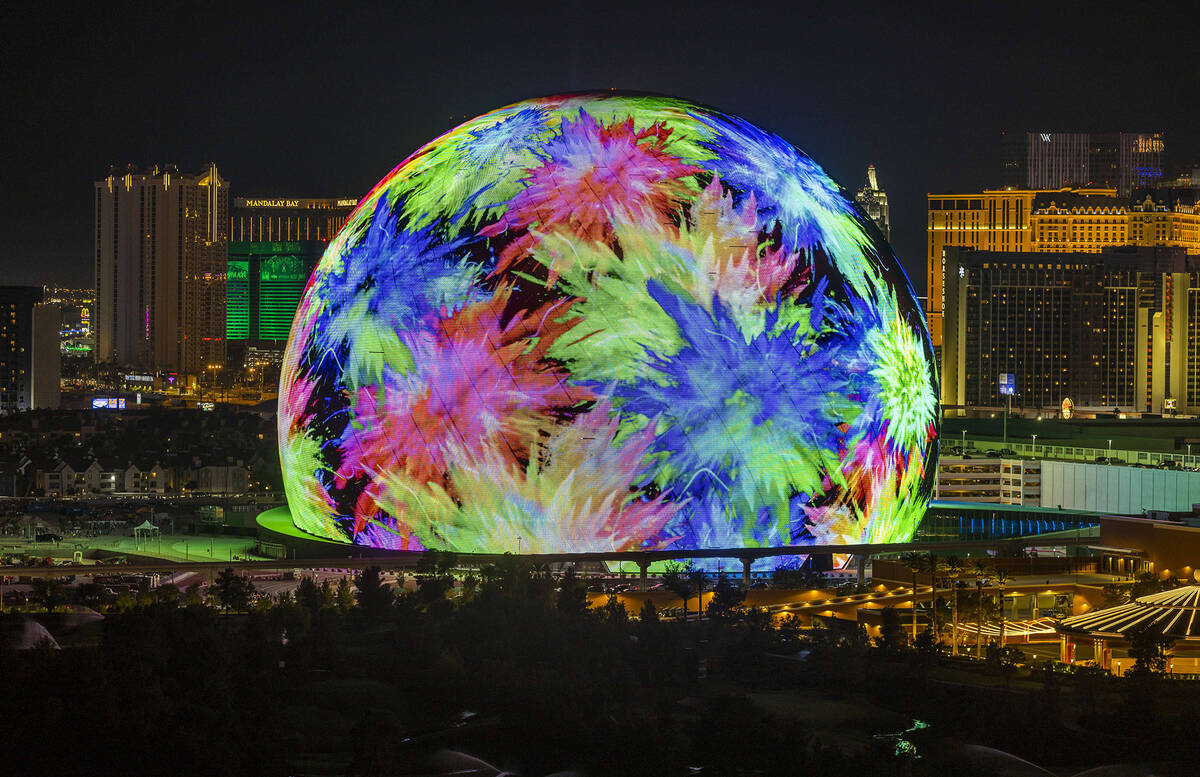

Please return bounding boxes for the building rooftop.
[1057,585,1200,642]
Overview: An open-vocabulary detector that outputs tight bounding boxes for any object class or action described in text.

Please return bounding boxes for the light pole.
[1031,434,1037,456]
[961,430,966,452]
[1107,439,1113,460]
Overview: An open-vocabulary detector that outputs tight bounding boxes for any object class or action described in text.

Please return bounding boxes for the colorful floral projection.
[279,94,939,565]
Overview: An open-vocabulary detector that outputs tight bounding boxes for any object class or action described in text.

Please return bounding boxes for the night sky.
[5,0,1198,292]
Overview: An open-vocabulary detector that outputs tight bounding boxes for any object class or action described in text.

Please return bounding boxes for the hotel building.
[94,164,229,373]
[226,198,356,369]
[940,245,1199,414]
[926,187,1200,349]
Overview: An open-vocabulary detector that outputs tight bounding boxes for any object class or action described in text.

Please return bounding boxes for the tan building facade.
[94,164,229,372]
[927,187,1200,349]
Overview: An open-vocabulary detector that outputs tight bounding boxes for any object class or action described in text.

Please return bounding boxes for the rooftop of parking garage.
[941,416,1199,456]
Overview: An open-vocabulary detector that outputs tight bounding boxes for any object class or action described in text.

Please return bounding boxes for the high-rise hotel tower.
[94,164,229,372]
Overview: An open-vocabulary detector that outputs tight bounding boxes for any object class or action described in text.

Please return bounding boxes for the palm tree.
[927,552,944,641]
[944,555,965,655]
[970,559,993,658]
[995,568,1013,648]
[899,551,926,642]
[661,562,693,622]
[688,567,708,619]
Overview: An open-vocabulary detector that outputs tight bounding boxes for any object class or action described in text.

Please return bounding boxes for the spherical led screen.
[279,93,939,559]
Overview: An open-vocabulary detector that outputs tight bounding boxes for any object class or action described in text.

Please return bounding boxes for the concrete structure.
[1002,132,1164,195]
[924,187,1200,347]
[940,245,1196,413]
[933,458,1040,505]
[854,164,890,241]
[1040,460,1200,515]
[94,164,229,372]
[0,286,60,414]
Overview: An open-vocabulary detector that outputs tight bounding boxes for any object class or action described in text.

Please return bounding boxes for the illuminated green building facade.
[227,242,320,364]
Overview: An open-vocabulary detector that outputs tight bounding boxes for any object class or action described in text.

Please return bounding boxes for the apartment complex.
[925,187,1200,347]
[941,246,1198,413]
[94,164,229,372]
[0,286,60,414]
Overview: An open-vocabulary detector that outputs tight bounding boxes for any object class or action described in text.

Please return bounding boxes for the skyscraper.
[940,246,1197,414]
[94,163,229,372]
[0,286,61,414]
[1002,132,1164,195]
[854,165,890,241]
[226,197,356,369]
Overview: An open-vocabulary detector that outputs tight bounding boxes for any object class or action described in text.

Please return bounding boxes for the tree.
[208,568,256,612]
[556,566,589,616]
[926,552,943,640]
[600,594,628,627]
[994,568,1013,648]
[707,572,746,621]
[969,559,994,658]
[296,576,323,613]
[876,606,906,653]
[660,562,694,621]
[943,555,965,655]
[354,566,393,617]
[899,552,926,642]
[638,599,659,624]
[335,577,355,613]
[1127,626,1174,677]
[31,578,66,612]
[688,567,709,619]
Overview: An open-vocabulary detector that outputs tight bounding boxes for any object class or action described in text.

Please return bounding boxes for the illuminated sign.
[197,401,215,411]
[336,199,357,207]
[1164,397,1177,411]
[91,397,126,410]
[1061,397,1074,420]
[999,373,1017,396]
[243,199,300,208]
[1039,133,1052,142]
[125,374,154,383]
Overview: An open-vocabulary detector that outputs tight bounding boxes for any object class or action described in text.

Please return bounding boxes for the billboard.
[998,373,1017,396]
[278,94,940,560]
[91,397,126,410]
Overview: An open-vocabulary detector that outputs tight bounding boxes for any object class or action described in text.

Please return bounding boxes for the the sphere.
[279,93,939,559]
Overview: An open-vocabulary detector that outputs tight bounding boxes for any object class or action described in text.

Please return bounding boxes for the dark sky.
[5,0,1198,292]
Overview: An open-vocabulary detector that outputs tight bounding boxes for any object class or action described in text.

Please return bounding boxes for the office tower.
[854,165,890,241]
[94,163,229,373]
[0,286,61,414]
[1006,132,1164,195]
[226,198,355,369]
[925,187,1200,348]
[940,246,1196,414]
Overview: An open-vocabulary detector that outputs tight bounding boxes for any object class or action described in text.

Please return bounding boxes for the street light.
[1031,434,1037,455]
[961,430,966,452]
